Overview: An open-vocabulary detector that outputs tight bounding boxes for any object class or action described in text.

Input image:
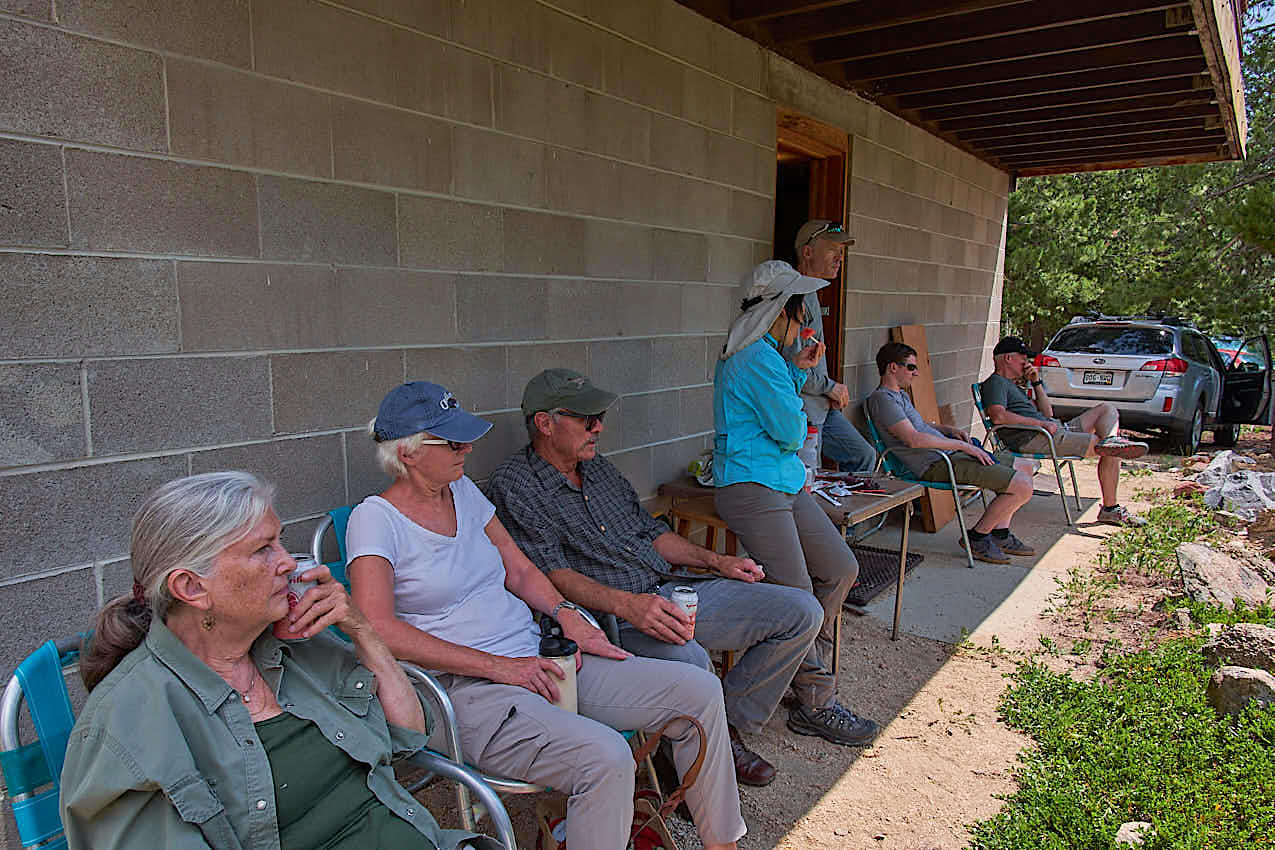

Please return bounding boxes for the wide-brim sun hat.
[372,381,493,443]
[722,261,829,359]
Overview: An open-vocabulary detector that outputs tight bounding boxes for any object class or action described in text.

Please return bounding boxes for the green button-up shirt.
[60,622,478,850]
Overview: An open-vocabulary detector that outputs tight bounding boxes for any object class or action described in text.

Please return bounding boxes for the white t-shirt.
[345,476,541,659]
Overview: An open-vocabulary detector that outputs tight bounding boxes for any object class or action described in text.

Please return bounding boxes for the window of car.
[1048,325,1174,356]
[1180,332,1209,365]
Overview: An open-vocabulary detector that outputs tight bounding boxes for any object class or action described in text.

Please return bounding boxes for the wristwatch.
[1030,380,1043,387]
[550,599,583,621]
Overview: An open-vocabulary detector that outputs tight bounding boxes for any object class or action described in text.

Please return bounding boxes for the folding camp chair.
[971,383,1082,526]
[1,635,517,849]
[311,507,658,834]
[863,408,988,568]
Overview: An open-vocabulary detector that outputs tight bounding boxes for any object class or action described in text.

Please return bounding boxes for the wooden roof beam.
[1017,150,1231,176]
[894,58,1207,109]
[915,75,1208,122]
[729,0,851,24]
[982,125,1224,154]
[987,132,1224,162]
[937,89,1216,132]
[765,0,1030,45]
[1189,0,1246,159]
[956,103,1220,140]
[867,35,1203,93]
[1005,142,1222,168]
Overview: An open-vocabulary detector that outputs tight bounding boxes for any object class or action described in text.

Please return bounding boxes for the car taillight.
[1035,355,1060,367]
[1140,357,1188,376]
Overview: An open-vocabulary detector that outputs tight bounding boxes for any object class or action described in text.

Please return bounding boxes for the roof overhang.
[677,0,1249,176]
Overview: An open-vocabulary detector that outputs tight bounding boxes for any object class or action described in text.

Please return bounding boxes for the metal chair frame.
[863,407,988,569]
[970,383,1082,526]
[1,636,516,850]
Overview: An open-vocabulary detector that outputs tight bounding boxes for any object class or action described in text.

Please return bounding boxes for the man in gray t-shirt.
[866,341,1034,564]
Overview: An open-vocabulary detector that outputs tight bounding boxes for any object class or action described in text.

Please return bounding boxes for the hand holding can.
[272,556,318,640]
[670,586,698,639]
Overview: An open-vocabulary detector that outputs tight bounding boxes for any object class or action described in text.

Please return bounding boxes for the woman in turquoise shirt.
[712,261,879,748]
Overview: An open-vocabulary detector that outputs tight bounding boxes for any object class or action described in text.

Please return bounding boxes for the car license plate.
[1083,370,1114,385]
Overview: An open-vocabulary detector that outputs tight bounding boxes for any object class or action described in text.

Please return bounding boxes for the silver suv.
[1037,317,1270,453]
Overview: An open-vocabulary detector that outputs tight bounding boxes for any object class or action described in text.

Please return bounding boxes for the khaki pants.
[438,656,744,849]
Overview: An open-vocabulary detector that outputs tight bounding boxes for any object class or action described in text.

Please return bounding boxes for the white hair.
[367,418,429,479]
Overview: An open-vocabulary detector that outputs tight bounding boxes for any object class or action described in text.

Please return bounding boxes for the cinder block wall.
[0,0,1007,687]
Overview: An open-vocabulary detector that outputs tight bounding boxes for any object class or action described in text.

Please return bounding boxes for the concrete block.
[456,276,548,342]
[728,189,773,241]
[505,343,589,411]
[613,162,668,225]
[438,43,495,127]
[168,59,331,177]
[650,115,711,179]
[0,254,178,358]
[335,268,457,347]
[709,25,764,91]
[621,390,680,449]
[453,126,546,208]
[332,98,450,192]
[606,445,653,502]
[0,18,166,151]
[0,455,185,580]
[66,151,257,257]
[99,558,134,607]
[674,178,732,232]
[584,220,652,279]
[587,338,652,395]
[678,385,714,435]
[405,345,508,413]
[88,356,271,455]
[453,0,549,74]
[177,262,339,352]
[189,433,346,521]
[495,65,578,145]
[258,176,396,265]
[704,131,766,193]
[585,0,652,40]
[707,235,755,284]
[546,147,620,218]
[398,195,502,272]
[0,140,66,247]
[652,229,708,282]
[339,0,450,35]
[594,395,624,455]
[652,336,707,388]
[682,68,732,132]
[0,364,84,468]
[271,350,404,434]
[501,210,586,275]
[545,280,624,340]
[681,284,734,333]
[0,569,98,682]
[587,93,653,165]
[651,0,714,70]
[605,40,683,116]
[59,0,250,65]
[546,7,606,89]
[652,435,702,493]
[705,333,727,380]
[345,428,392,504]
[619,282,683,338]
[0,0,51,20]
[462,409,524,483]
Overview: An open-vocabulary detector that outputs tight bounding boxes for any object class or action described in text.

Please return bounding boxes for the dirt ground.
[415,427,1273,850]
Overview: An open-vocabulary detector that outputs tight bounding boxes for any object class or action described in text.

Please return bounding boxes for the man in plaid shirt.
[487,369,857,789]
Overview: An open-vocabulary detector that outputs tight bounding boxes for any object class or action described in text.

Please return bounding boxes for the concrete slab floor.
[853,458,1145,650]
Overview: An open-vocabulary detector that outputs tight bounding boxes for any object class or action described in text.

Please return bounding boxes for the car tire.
[1173,401,1204,454]
[1213,423,1239,447]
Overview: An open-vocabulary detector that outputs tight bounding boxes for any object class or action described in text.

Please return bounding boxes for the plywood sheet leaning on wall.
[890,325,956,533]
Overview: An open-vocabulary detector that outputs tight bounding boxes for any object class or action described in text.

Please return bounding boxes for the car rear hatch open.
[1040,324,1177,402]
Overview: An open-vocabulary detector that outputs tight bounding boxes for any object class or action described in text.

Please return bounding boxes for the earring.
[201,612,216,631]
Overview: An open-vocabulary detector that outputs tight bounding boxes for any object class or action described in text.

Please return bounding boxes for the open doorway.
[772,110,850,381]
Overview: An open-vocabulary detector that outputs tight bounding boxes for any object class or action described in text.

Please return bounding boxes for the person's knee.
[672,664,727,719]
[1009,471,1033,500]
[786,590,824,640]
[579,730,638,791]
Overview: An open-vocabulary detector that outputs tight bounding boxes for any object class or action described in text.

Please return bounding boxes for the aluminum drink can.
[671,585,698,638]
[272,556,318,640]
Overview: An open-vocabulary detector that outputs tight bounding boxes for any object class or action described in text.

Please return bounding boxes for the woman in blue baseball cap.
[345,382,746,850]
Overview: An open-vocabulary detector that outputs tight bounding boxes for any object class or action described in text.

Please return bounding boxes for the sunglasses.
[897,362,919,372]
[801,222,845,248]
[419,438,470,451]
[554,409,606,429]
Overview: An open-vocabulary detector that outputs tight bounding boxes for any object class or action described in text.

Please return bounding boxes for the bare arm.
[650,530,764,582]
[1023,363,1054,417]
[985,403,1059,434]
[886,417,990,461]
[547,567,694,646]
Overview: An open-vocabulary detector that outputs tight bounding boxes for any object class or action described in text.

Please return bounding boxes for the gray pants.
[439,656,745,849]
[714,483,859,709]
[616,577,822,733]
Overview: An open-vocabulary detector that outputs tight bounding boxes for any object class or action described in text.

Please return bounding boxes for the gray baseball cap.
[521,369,618,417]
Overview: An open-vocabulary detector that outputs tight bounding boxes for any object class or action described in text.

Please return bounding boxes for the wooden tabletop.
[659,476,923,527]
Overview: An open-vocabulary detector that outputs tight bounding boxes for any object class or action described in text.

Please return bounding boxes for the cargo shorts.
[920,450,1018,493]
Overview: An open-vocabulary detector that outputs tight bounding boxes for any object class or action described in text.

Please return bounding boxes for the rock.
[1115,821,1153,845]
[1202,623,1275,674]
[1176,543,1275,609]
[1207,666,1275,717]
[1174,481,1208,498]
[1206,623,1226,639]
[1173,607,1193,629]
[1203,469,1275,520]
[1196,451,1238,486]
[1252,509,1275,534]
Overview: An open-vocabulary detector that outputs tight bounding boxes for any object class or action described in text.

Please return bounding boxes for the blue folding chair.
[972,383,1082,526]
[2,631,516,849]
[311,507,657,834]
[863,407,988,568]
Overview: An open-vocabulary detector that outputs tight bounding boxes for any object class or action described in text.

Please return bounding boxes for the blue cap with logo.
[372,382,493,443]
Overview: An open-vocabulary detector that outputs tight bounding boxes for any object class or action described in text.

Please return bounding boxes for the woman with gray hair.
[61,471,495,850]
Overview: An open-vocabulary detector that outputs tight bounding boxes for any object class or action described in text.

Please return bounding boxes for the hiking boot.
[787,701,879,747]
[994,531,1035,556]
[1094,436,1149,460]
[1097,504,1147,527]
[729,725,776,786]
[960,534,1011,564]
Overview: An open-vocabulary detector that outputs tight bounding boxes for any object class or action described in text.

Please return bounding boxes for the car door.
[1183,331,1220,416]
[1218,336,1272,424]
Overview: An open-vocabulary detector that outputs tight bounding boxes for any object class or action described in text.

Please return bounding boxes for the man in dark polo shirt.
[487,369,882,788]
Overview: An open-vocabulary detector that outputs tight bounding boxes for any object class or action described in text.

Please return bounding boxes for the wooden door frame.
[776,108,851,382]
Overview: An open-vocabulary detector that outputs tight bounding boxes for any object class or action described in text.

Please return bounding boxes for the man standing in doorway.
[784,220,878,473]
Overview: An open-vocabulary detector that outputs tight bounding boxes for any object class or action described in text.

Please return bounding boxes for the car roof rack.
[1066,312,1195,328]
